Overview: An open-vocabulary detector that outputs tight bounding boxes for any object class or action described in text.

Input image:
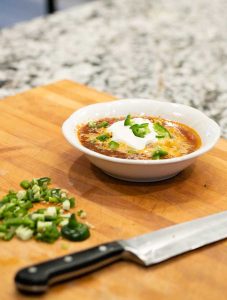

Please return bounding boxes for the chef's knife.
[15,211,227,294]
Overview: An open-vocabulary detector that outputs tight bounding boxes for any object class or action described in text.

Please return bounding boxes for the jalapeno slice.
[61,214,90,241]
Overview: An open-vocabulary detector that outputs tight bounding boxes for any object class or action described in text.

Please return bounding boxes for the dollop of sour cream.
[107,118,157,150]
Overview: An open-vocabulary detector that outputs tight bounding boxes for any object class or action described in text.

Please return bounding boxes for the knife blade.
[15,211,227,294]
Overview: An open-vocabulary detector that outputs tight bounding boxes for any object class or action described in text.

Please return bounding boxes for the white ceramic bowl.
[62,99,220,182]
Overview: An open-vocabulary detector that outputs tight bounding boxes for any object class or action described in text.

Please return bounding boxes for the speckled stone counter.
[0,0,227,137]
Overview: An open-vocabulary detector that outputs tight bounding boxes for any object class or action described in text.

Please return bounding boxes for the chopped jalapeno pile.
[0,177,90,243]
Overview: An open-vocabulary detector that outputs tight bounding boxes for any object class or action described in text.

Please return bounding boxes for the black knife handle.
[15,241,124,294]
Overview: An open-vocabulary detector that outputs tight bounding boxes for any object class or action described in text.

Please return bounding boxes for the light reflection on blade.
[119,211,227,266]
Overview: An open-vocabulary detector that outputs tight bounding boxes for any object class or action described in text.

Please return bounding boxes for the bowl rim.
[62,98,221,165]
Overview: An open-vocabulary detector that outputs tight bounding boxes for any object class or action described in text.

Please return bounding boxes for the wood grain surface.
[0,80,227,300]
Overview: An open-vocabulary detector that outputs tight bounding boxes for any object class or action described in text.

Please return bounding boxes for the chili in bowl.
[62,99,220,182]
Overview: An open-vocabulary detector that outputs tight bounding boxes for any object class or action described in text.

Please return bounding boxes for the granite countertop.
[0,0,227,138]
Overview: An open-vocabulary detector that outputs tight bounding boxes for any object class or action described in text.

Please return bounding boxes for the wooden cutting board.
[0,80,227,300]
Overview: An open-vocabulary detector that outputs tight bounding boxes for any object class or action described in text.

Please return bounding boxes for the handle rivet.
[99,245,107,252]
[64,256,73,263]
[28,267,37,274]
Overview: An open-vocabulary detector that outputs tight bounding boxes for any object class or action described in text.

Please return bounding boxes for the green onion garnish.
[97,121,109,128]
[128,150,137,154]
[152,148,168,160]
[96,134,110,142]
[88,121,97,128]
[0,177,89,243]
[88,120,109,129]
[124,114,134,126]
[108,141,119,150]
[130,123,150,138]
[153,122,171,138]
